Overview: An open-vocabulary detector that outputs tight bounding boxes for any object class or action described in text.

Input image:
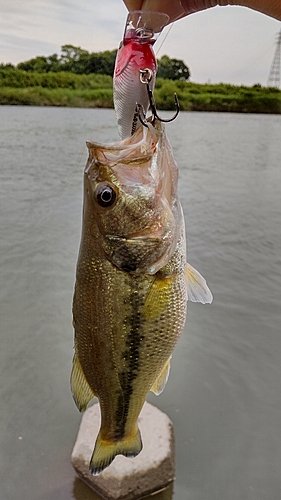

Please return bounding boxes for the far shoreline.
[1,68,281,114]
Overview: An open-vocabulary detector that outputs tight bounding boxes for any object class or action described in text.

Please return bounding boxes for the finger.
[232,0,281,20]
[123,0,144,10]
[142,0,187,22]
[181,0,281,20]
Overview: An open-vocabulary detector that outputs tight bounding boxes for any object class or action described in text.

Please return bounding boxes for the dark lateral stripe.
[115,280,144,439]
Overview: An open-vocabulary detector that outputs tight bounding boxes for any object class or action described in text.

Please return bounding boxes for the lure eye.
[95,183,117,208]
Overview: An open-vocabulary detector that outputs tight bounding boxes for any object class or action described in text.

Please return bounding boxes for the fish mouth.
[105,235,167,274]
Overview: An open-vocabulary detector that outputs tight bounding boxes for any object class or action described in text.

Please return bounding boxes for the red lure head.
[114,10,169,78]
[114,39,156,79]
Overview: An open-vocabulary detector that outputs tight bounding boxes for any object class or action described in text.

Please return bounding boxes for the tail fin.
[90,428,142,476]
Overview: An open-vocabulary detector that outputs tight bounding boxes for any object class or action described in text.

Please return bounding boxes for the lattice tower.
[268,30,281,88]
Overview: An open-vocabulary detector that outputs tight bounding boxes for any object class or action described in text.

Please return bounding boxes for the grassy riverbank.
[1,68,281,113]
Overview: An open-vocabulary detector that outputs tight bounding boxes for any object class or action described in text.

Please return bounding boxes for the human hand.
[123,0,281,23]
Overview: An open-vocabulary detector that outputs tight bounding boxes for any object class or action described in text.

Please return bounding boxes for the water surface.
[1,107,281,500]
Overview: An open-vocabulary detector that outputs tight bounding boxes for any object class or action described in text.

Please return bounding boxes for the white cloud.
[0,0,127,62]
[0,1,279,85]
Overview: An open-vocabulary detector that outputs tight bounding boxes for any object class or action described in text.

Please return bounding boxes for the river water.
[1,106,281,500]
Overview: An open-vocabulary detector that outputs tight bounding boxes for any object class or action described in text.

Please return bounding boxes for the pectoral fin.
[71,353,96,412]
[150,357,171,395]
[186,263,213,304]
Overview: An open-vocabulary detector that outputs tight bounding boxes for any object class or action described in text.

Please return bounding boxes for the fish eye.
[95,183,117,208]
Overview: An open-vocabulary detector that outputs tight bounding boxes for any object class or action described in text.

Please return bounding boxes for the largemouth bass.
[113,10,169,140]
[71,120,212,475]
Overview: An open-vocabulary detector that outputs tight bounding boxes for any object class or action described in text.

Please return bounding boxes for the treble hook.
[146,82,180,124]
[137,71,180,127]
[135,103,150,128]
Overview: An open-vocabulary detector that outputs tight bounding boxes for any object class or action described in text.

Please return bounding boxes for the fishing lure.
[113,10,171,140]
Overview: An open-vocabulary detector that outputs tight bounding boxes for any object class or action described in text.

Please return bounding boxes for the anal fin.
[71,353,96,412]
[150,357,171,395]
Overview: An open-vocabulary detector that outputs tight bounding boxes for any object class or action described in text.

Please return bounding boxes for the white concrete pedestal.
[71,402,175,500]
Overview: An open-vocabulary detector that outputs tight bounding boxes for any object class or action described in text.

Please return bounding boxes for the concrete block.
[71,402,175,500]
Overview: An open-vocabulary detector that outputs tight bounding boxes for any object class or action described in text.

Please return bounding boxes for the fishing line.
[155,23,174,56]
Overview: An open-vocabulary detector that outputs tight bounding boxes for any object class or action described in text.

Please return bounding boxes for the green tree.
[60,44,89,72]
[15,45,118,76]
[157,55,190,81]
[85,50,117,75]
[56,45,117,75]
[0,63,15,69]
[46,54,61,72]
[18,56,50,72]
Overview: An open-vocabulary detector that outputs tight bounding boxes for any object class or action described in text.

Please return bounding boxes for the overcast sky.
[1,0,280,85]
